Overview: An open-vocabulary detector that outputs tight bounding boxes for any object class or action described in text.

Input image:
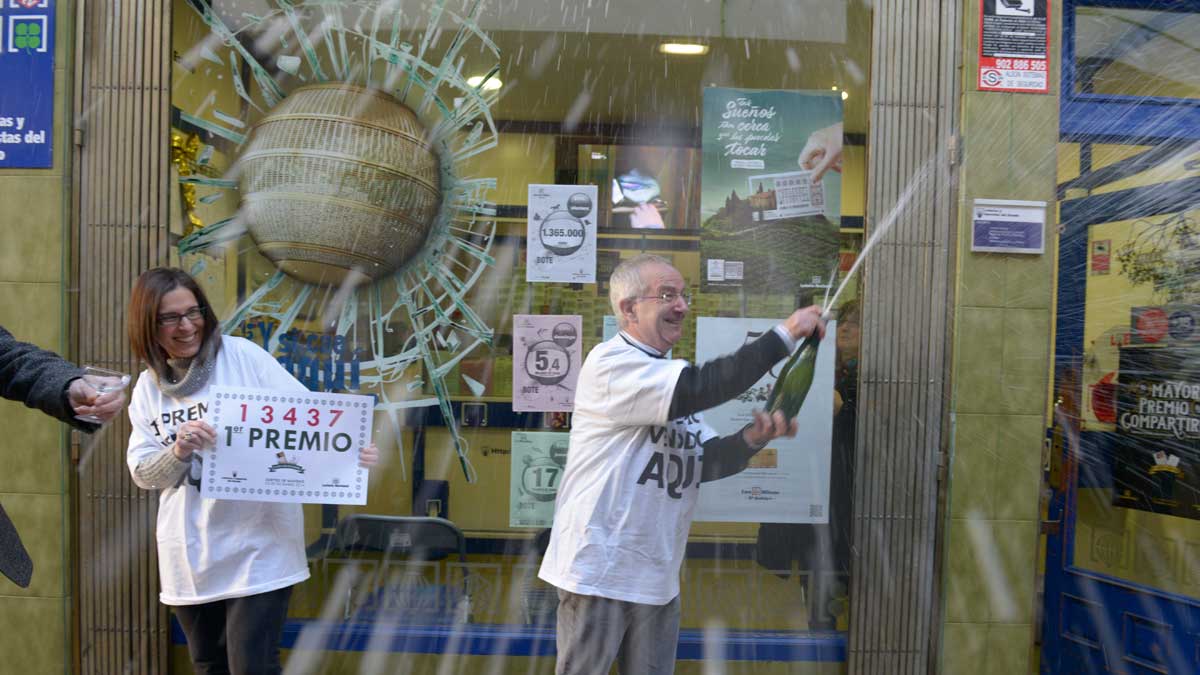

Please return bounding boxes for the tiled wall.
[939,1,1061,672]
[0,2,74,673]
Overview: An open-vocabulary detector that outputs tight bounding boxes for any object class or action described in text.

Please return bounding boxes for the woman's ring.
[184,432,193,441]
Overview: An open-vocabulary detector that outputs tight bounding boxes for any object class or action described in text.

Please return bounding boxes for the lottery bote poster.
[526,184,597,283]
[509,431,570,528]
[512,315,583,412]
[700,87,843,293]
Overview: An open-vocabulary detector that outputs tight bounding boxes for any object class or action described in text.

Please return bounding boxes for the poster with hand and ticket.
[700,87,843,294]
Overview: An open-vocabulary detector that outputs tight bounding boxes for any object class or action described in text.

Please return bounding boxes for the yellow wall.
[0,2,76,673]
[1054,139,1200,599]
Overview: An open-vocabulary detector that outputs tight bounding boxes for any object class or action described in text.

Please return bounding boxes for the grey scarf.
[158,334,221,399]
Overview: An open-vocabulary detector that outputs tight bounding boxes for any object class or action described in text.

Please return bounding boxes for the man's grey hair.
[609,254,673,328]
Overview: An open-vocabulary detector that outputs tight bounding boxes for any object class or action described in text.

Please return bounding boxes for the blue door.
[1041,2,1200,672]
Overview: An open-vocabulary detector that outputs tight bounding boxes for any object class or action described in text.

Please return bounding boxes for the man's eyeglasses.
[157,307,205,327]
[639,290,692,305]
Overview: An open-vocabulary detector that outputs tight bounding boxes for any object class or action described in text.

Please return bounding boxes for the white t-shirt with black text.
[126,336,311,606]
[538,333,717,605]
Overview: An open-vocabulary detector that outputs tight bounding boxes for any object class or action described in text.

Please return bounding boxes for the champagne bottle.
[765,331,821,419]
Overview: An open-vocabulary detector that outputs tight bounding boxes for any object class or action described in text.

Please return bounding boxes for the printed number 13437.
[241,404,344,427]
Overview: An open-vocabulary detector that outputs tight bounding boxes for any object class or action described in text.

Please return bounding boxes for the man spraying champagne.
[539,254,825,674]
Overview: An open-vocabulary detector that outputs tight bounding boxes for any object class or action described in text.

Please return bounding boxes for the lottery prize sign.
[204,386,374,505]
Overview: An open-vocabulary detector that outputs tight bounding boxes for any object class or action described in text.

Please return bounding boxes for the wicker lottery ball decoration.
[238,84,442,286]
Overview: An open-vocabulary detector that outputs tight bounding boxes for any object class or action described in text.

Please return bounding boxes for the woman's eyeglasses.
[157,307,205,327]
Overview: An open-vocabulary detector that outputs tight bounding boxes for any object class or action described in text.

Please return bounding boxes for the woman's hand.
[358,442,380,468]
[174,420,216,460]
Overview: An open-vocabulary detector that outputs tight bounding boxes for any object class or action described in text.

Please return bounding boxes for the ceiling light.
[466,75,502,90]
[831,85,839,91]
[659,43,709,56]
[841,90,849,100]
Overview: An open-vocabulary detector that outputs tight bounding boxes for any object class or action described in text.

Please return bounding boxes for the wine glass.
[74,366,131,424]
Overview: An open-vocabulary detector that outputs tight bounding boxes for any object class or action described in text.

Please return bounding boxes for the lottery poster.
[700,87,843,294]
[512,314,583,412]
[509,431,570,528]
[526,184,598,283]
[693,317,835,523]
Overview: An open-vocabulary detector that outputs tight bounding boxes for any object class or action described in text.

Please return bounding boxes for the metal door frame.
[70,0,174,672]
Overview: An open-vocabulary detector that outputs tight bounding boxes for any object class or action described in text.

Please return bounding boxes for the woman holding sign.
[124,267,378,675]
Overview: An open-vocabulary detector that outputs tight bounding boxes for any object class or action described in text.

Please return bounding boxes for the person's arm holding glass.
[0,324,126,428]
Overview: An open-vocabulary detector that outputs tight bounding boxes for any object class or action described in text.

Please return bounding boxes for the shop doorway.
[1041,3,1200,672]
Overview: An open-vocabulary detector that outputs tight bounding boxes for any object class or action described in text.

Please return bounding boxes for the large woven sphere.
[238,84,441,286]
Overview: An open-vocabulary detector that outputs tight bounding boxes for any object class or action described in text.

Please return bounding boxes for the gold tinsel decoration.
[170,131,203,236]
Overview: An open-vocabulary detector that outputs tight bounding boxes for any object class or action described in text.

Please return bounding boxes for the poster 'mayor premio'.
[700,87,843,294]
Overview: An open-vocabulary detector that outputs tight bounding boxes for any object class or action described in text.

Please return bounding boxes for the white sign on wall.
[694,317,835,523]
[204,386,373,505]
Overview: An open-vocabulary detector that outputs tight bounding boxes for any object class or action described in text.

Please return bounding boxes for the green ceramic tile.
[0,596,65,673]
[55,8,72,84]
[946,519,990,623]
[986,623,1034,675]
[0,283,63,349]
[962,98,1019,196]
[957,243,1008,308]
[50,72,70,174]
[950,414,998,519]
[942,622,987,675]
[999,309,1051,416]
[992,520,1038,624]
[1004,253,1054,310]
[955,307,1006,414]
[993,416,1044,521]
[0,178,63,283]
[1006,98,1059,199]
[0,405,65,495]
[0,493,67,598]
[961,13,982,74]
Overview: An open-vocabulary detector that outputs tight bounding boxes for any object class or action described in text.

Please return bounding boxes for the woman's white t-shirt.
[126,336,310,606]
[538,334,717,605]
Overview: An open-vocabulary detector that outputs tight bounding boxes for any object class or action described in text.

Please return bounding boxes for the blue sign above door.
[0,0,54,169]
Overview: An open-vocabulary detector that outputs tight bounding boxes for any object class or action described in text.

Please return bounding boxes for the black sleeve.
[700,427,761,483]
[0,325,96,431]
[667,330,790,420]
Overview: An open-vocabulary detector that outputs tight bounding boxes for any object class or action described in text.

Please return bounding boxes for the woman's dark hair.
[127,267,220,378]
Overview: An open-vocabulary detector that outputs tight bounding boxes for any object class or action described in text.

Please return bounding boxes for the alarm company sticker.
[512,314,582,412]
